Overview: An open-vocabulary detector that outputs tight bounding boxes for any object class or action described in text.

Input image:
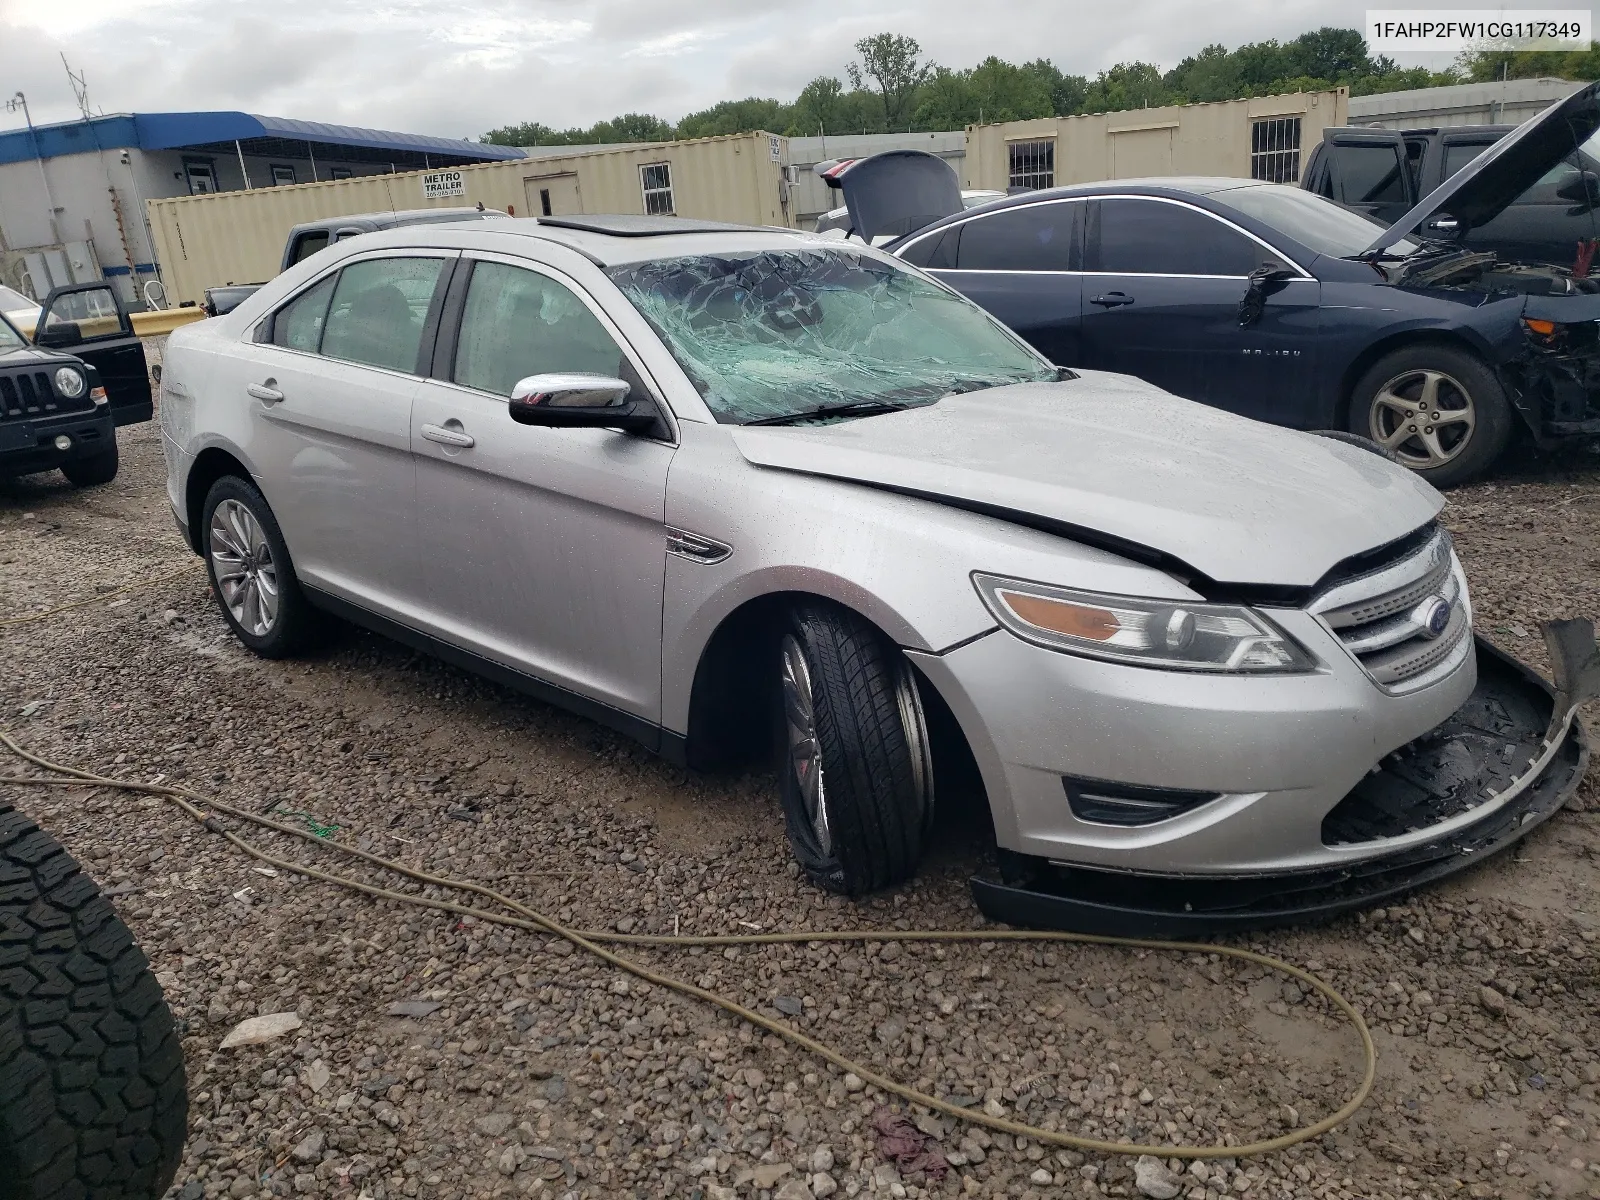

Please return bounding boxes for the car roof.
[301,214,830,268]
[290,207,499,234]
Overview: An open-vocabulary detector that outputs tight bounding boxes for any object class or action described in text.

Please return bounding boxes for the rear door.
[1309,130,1413,225]
[225,250,454,620]
[905,199,1085,365]
[34,282,151,424]
[1077,196,1319,421]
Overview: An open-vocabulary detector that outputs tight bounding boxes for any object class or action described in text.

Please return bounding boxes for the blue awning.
[0,111,525,166]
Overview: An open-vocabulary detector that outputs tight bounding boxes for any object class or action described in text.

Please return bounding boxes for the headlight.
[973,573,1316,672]
[54,366,86,398]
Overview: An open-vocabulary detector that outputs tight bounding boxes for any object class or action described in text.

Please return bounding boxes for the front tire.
[0,799,187,1199]
[200,475,323,658]
[59,441,118,488]
[778,603,933,896]
[1348,344,1513,488]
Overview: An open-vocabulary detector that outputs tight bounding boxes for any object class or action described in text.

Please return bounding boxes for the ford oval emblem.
[1414,596,1452,639]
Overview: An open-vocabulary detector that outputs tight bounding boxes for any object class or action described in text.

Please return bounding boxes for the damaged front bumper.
[971,625,1596,936]
[1505,298,1600,440]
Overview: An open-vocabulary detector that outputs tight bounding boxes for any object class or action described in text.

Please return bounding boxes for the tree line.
[480,27,1579,147]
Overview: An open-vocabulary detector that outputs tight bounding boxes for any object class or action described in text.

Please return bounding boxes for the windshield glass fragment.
[606,248,1057,424]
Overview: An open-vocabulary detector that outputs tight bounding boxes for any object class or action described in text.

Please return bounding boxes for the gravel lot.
[2,399,1598,1200]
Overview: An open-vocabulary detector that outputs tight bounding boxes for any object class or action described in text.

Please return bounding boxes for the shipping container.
[147,132,794,307]
[964,90,1348,192]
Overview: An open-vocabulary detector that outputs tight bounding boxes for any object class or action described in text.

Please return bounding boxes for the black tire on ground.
[778,602,934,896]
[0,799,187,1200]
[200,475,325,659]
[59,441,118,488]
[1347,343,1514,488]
[1309,429,1403,464]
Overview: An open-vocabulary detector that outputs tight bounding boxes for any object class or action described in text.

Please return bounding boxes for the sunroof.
[535,214,760,237]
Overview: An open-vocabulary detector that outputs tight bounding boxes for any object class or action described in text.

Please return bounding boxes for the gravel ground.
[2,399,1598,1200]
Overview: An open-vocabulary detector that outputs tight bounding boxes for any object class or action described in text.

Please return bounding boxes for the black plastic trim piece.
[302,586,665,754]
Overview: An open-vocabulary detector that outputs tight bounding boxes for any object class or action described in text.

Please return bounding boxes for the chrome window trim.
[900,192,1313,279]
[447,250,680,447]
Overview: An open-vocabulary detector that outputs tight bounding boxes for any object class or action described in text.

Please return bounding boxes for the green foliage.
[483,25,1534,145]
[1459,47,1600,83]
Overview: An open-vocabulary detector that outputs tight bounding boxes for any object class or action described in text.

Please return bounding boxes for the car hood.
[0,343,73,367]
[1364,80,1600,255]
[729,373,1443,590]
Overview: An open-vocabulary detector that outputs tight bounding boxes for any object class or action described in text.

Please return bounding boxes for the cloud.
[0,0,1492,139]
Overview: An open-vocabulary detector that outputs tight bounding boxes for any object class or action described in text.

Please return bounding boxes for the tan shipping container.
[148,132,794,307]
[964,90,1348,191]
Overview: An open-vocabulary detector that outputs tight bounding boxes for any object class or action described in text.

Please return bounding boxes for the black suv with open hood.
[824,83,1600,486]
[0,282,151,487]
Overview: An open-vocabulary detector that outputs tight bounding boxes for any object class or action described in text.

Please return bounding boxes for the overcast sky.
[0,1,1524,139]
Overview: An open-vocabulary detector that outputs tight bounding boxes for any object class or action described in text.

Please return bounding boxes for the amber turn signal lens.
[999,591,1120,641]
[1523,318,1558,336]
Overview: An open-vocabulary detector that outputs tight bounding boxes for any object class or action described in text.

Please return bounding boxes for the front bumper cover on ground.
[972,626,1596,936]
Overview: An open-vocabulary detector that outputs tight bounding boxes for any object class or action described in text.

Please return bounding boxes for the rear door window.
[1088,198,1261,276]
[289,232,330,265]
[273,274,337,352]
[320,258,445,373]
[955,202,1077,271]
[1331,143,1408,204]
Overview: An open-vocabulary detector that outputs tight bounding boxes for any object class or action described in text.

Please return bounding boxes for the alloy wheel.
[208,498,280,637]
[781,634,831,855]
[1368,368,1477,469]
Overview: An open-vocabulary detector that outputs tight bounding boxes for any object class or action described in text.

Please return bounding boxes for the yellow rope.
[0,564,198,628]
[0,727,1375,1160]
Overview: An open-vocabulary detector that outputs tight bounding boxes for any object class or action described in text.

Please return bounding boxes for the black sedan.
[824,82,1600,487]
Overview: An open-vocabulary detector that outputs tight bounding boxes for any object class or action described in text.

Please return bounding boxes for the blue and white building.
[0,110,525,308]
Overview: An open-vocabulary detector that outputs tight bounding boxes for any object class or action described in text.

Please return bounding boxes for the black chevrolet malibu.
[826,81,1600,488]
[0,282,151,486]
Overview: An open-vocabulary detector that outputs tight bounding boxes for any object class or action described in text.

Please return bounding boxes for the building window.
[329,167,353,180]
[1007,140,1055,191]
[1251,117,1302,183]
[640,163,674,215]
[271,164,297,186]
[184,160,216,195]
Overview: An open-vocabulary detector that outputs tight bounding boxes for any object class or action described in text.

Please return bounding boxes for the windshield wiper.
[742,400,915,427]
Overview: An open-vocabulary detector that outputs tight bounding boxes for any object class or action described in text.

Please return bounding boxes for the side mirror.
[1237,262,1296,328]
[1557,170,1600,207]
[507,373,657,433]
[1420,212,1463,241]
[34,321,83,348]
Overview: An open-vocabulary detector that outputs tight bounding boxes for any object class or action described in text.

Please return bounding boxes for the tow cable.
[0,569,1377,1160]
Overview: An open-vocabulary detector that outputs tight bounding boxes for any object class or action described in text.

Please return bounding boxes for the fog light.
[54,434,72,451]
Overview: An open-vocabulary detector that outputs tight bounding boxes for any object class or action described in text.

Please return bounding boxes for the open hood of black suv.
[819,150,964,242]
[1363,80,1600,256]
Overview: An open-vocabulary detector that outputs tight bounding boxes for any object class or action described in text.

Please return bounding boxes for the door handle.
[1090,292,1134,308]
[421,423,475,448]
[247,381,284,403]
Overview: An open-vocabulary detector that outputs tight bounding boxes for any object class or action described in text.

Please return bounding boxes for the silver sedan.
[158,214,1571,927]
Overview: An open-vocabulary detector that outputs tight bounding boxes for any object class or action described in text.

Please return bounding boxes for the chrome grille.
[1311,528,1472,693]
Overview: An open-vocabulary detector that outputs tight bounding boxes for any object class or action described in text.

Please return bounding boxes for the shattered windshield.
[606,247,1057,424]
[0,315,25,354]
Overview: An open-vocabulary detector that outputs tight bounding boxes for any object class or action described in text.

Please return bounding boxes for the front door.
[1310,131,1413,225]
[34,282,151,424]
[229,251,453,619]
[1077,197,1318,421]
[524,173,582,218]
[412,256,674,722]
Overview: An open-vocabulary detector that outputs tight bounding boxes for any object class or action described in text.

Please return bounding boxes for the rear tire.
[59,442,118,488]
[200,475,324,658]
[0,799,187,1199]
[778,602,933,896]
[1347,344,1513,488]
